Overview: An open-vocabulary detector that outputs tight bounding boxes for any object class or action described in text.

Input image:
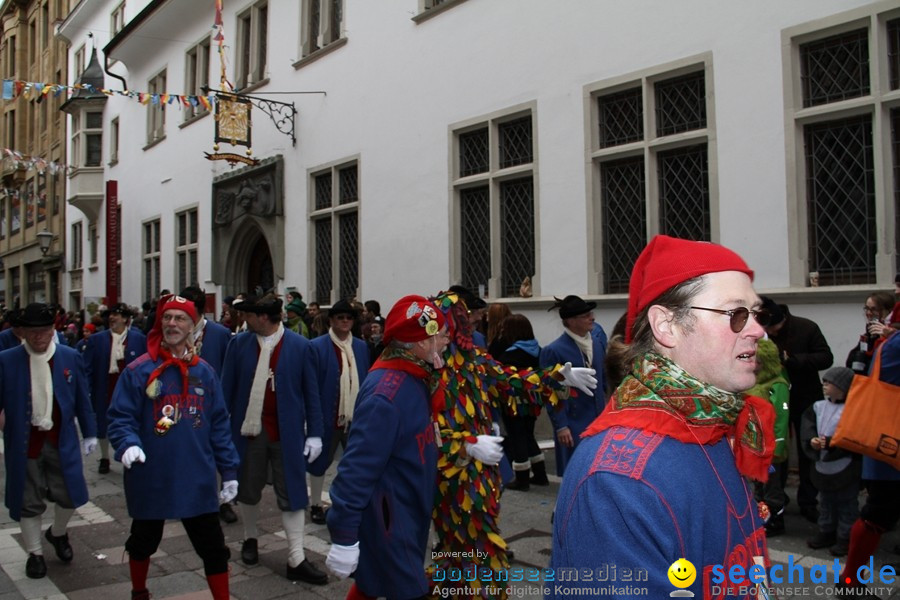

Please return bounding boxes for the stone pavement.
[0,436,898,599]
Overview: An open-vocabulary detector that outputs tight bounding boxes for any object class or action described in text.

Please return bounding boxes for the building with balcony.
[0,0,70,308]
[55,0,899,355]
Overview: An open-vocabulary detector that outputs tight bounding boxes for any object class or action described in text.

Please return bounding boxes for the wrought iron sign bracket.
[204,87,305,147]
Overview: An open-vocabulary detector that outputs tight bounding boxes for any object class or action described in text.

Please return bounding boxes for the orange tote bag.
[831,342,900,469]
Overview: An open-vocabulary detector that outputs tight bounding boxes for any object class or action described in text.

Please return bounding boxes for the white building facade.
[57,0,899,357]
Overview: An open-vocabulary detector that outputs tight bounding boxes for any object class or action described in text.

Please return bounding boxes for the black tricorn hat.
[328,299,358,318]
[448,284,487,310]
[551,295,597,320]
[236,294,283,316]
[102,302,134,319]
[18,303,56,327]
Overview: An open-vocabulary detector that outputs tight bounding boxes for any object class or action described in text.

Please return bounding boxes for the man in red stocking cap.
[549,235,776,600]
[108,294,239,600]
[325,295,449,600]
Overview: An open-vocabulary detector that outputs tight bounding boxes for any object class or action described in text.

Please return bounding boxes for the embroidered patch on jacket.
[590,426,662,479]
[374,370,407,402]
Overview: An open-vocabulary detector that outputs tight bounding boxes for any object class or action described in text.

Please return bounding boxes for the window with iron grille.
[310,162,358,304]
[175,209,198,291]
[143,219,161,302]
[590,64,711,294]
[453,110,536,298]
[300,0,344,58]
[787,12,898,288]
[800,28,869,108]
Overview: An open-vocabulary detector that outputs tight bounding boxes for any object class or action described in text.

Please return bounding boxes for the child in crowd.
[801,366,861,556]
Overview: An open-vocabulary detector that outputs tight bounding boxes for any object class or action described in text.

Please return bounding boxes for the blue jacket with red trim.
[327,367,437,600]
[549,426,766,600]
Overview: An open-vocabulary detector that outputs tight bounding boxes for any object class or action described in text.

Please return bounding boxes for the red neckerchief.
[584,391,774,482]
[146,346,199,399]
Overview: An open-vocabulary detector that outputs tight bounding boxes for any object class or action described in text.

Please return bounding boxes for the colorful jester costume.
[429,291,565,600]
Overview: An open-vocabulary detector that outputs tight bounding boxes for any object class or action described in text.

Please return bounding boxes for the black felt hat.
[236,295,283,316]
[328,299,357,318]
[18,303,56,327]
[102,302,134,319]
[551,295,597,320]
[448,285,486,311]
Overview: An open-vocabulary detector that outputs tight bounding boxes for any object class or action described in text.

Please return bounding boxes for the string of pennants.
[1,79,219,110]
[1,148,68,175]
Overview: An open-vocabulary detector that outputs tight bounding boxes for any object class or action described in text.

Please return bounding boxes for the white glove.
[464,435,505,465]
[121,446,146,469]
[304,436,323,463]
[491,421,501,437]
[219,480,238,504]
[559,362,597,397]
[326,542,359,579]
[82,437,98,456]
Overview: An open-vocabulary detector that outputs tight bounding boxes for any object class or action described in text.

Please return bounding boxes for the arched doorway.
[248,235,274,294]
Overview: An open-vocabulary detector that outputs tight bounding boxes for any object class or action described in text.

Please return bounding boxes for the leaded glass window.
[801,29,869,108]
[804,117,876,285]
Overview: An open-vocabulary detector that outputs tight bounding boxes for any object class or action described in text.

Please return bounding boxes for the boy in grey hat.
[800,366,860,556]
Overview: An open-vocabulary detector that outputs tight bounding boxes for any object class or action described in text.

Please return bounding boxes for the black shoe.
[131,589,151,600]
[241,538,258,565]
[829,539,850,557]
[25,553,46,579]
[286,559,327,585]
[98,458,110,474]
[765,515,785,537]
[310,505,327,525]
[45,527,73,562]
[807,531,837,549]
[529,460,550,486]
[506,470,530,491]
[800,505,820,523]
[219,503,238,524]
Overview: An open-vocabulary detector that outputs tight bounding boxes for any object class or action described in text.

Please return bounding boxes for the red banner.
[105,180,118,305]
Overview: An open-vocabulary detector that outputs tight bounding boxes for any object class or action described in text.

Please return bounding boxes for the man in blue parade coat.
[326,295,449,600]
[84,302,146,473]
[0,303,98,579]
[107,294,239,600]
[221,294,327,584]
[308,299,370,525]
[540,295,608,477]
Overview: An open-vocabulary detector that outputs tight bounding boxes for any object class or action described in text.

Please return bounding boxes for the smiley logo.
[668,558,696,588]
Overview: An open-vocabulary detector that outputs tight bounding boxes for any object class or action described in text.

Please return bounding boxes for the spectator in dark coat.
[763,298,834,523]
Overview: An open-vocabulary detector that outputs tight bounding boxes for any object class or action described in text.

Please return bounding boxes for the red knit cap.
[383,295,445,345]
[147,294,199,359]
[625,235,754,343]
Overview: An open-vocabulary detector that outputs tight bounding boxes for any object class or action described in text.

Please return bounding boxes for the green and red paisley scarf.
[583,352,775,481]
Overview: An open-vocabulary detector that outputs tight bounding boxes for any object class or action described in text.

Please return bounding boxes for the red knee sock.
[840,519,884,585]
[207,572,229,600]
[129,558,150,591]
[346,582,376,600]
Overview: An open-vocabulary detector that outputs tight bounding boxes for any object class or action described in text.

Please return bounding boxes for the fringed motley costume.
[429,292,564,600]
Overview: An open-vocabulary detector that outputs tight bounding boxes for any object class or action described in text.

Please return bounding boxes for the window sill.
[69,267,83,275]
[234,78,271,95]
[88,265,99,272]
[143,135,167,151]
[179,110,210,129]
[293,37,348,70]
[412,0,469,24]
[67,166,104,178]
[108,158,118,167]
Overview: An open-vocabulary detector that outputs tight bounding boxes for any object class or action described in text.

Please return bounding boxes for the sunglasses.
[688,306,771,333]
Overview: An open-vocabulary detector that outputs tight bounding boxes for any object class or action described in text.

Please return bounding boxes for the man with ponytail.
[549,235,776,600]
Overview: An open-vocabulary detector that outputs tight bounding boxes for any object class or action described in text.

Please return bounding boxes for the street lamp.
[36,229,53,256]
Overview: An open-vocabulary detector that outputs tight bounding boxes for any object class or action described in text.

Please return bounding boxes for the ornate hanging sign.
[205,93,259,167]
